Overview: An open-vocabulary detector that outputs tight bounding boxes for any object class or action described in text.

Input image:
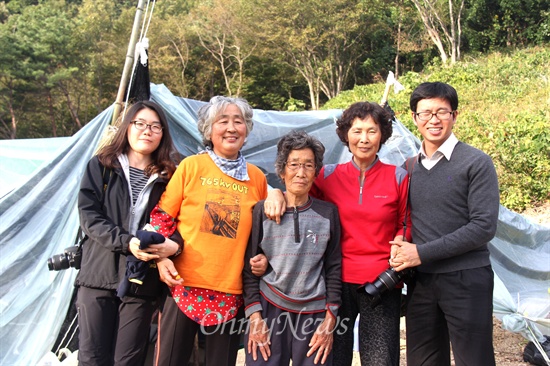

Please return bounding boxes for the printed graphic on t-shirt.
[200,188,240,238]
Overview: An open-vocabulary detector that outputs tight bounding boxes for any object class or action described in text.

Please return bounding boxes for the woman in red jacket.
[264,102,411,366]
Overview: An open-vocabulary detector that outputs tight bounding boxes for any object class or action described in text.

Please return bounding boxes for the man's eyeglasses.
[414,110,455,122]
[131,120,163,133]
[286,162,316,171]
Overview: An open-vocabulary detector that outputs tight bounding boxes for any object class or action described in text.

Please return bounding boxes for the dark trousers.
[245,296,332,366]
[406,266,495,366]
[332,282,401,366]
[76,286,156,366]
[154,288,243,366]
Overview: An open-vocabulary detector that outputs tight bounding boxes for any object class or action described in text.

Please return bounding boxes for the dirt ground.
[236,317,530,365]
[490,317,531,366]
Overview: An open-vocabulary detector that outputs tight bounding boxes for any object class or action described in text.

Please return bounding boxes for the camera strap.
[402,156,418,239]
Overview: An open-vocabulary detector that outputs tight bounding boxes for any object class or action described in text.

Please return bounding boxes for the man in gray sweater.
[390,82,500,366]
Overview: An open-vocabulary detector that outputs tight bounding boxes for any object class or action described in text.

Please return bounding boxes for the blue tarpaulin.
[0,84,548,365]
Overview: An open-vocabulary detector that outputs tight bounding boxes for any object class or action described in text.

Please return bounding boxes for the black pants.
[332,282,401,366]
[154,288,243,366]
[76,286,157,366]
[406,266,495,366]
[244,295,332,366]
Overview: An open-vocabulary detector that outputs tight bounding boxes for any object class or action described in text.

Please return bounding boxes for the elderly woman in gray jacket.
[243,130,342,366]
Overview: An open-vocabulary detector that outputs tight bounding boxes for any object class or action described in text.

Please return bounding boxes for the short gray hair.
[196,96,254,148]
[275,130,325,179]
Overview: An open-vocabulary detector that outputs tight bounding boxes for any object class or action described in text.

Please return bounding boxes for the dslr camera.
[359,267,414,308]
[47,245,82,271]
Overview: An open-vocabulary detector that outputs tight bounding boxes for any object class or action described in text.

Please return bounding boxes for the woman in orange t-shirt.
[150,96,268,366]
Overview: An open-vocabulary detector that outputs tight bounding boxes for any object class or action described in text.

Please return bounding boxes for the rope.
[53,312,79,355]
[526,322,550,364]
[121,0,156,123]
[141,0,156,40]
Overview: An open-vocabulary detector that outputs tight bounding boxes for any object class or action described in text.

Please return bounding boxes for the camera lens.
[361,267,408,308]
[377,268,402,289]
[47,254,69,271]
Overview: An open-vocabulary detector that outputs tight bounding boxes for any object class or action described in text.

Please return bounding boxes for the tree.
[385,0,425,78]
[410,0,465,64]
[77,0,134,113]
[11,0,85,137]
[252,0,371,109]
[491,0,549,47]
[0,14,26,139]
[189,0,257,97]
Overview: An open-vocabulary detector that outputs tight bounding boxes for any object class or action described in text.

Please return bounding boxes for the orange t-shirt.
[158,154,267,294]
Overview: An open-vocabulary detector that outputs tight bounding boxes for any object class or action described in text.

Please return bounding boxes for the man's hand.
[389,237,421,271]
[247,312,271,361]
[250,254,268,276]
[264,189,286,224]
[307,313,336,364]
[156,257,183,287]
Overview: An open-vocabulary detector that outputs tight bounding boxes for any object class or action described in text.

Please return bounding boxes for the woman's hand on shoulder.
[264,189,286,224]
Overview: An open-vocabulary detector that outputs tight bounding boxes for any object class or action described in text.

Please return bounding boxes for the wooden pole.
[380,81,392,106]
[111,0,147,126]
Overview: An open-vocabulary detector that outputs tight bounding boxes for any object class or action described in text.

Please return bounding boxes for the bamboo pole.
[111,0,147,126]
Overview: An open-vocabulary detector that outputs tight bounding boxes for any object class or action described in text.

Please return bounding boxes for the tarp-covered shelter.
[0,84,548,365]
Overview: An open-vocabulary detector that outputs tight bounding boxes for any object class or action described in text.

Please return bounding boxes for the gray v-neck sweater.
[409,142,500,273]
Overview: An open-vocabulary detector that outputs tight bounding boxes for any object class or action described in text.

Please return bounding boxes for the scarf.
[201,146,250,181]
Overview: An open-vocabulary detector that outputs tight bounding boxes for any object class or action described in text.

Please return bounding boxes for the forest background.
[0,0,549,213]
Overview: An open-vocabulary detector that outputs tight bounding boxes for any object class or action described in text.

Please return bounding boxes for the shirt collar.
[419,133,459,161]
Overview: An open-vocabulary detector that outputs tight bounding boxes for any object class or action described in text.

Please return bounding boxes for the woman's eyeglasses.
[131,120,163,133]
[286,162,316,171]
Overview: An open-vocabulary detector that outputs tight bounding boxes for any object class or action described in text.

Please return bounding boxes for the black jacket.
[75,155,177,290]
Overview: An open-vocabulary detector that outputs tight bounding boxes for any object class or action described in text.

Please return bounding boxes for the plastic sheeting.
[0,83,548,365]
[491,206,550,341]
[0,106,112,366]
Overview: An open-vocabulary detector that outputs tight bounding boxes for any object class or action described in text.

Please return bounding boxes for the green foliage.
[283,98,306,112]
[0,0,548,212]
[464,0,550,51]
[325,46,550,211]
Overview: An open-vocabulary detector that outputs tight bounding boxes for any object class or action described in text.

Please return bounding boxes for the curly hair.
[196,96,254,149]
[336,101,393,152]
[274,130,325,180]
[97,101,177,178]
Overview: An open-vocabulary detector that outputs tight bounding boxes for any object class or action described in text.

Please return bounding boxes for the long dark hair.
[97,101,177,178]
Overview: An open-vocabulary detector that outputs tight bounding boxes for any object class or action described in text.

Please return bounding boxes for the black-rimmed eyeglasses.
[414,110,455,122]
[131,120,163,133]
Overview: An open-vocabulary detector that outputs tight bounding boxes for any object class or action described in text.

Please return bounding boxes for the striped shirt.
[129,166,148,205]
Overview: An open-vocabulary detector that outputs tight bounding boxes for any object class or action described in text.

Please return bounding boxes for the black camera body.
[47,245,82,271]
[359,267,413,308]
